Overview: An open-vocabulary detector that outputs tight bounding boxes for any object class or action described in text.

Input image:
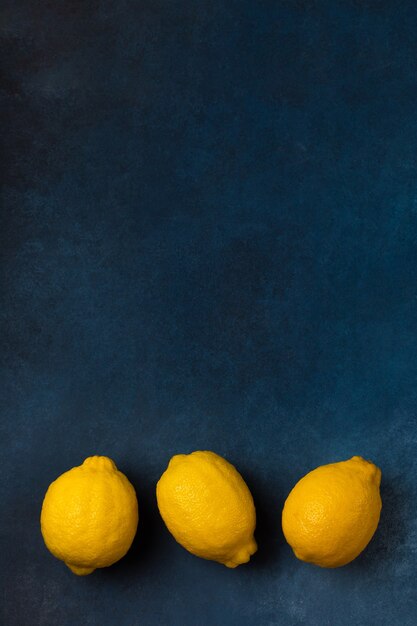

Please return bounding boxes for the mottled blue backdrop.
[1,1,417,625]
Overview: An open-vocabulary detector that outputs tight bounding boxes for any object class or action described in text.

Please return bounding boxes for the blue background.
[1,1,417,624]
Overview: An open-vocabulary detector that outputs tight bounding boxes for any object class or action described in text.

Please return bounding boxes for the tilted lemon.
[156,451,257,567]
[41,456,138,575]
[282,455,382,568]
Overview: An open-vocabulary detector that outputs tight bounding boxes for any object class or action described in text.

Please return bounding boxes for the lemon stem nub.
[66,564,95,576]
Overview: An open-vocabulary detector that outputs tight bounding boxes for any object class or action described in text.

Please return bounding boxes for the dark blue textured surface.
[1,1,417,624]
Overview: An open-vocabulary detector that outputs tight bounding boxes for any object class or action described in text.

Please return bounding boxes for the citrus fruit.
[156,451,257,567]
[282,455,382,567]
[41,455,138,575]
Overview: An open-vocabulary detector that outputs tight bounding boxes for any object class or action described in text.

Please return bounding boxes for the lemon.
[41,456,138,575]
[156,451,257,567]
[282,455,382,568]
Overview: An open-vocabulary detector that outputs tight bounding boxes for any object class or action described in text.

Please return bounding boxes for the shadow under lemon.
[339,477,409,574]
[240,469,286,571]
[92,472,167,582]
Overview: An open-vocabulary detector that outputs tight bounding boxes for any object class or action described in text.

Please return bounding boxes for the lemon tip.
[66,563,95,576]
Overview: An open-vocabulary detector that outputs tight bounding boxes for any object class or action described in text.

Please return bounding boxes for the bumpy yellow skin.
[41,456,138,575]
[282,456,382,568]
[156,451,257,568]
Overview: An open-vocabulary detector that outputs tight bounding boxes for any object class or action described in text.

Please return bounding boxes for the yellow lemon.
[156,451,257,567]
[282,455,382,568]
[41,456,138,575]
